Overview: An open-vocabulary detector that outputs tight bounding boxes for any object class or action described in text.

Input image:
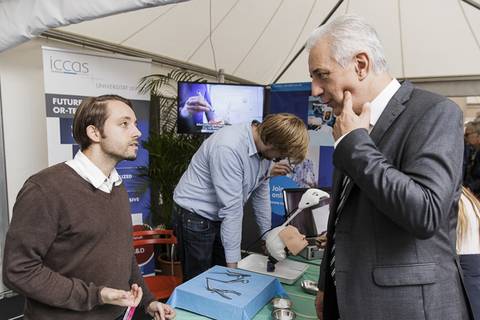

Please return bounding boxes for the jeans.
[173,204,226,281]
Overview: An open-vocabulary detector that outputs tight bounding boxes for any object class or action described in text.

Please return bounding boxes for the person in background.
[3,95,175,320]
[464,123,475,182]
[464,121,480,198]
[173,113,309,281]
[271,157,318,188]
[307,14,471,319]
[457,186,480,320]
[290,158,317,188]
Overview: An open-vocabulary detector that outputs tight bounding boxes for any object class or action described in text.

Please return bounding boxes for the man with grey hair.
[307,14,471,319]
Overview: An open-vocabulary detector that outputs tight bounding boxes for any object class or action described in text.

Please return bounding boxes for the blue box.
[168,265,286,320]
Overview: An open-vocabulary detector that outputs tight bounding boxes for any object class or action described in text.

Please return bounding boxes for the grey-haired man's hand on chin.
[332,91,370,141]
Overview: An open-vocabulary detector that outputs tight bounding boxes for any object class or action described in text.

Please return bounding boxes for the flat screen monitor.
[177,82,265,134]
[282,188,331,238]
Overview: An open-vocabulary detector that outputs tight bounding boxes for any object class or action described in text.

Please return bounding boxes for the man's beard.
[101,132,138,162]
[106,147,138,162]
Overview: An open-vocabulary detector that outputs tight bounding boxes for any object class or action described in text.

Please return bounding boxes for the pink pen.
[122,306,136,320]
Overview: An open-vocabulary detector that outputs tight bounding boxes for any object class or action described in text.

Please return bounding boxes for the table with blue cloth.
[170,257,321,320]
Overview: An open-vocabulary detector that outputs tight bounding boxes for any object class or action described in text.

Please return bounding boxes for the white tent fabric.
[0,0,189,53]
[55,0,480,84]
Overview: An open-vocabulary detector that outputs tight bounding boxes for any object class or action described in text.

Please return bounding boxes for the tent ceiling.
[0,0,189,52]
[54,0,480,84]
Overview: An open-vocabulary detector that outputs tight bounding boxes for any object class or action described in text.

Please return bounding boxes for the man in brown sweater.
[3,95,175,320]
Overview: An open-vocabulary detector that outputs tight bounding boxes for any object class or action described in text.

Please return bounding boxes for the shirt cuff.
[97,286,105,305]
[260,228,271,240]
[224,248,241,264]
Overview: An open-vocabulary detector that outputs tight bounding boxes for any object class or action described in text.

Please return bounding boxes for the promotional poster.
[268,83,335,230]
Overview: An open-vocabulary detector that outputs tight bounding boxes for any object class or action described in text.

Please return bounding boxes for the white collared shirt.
[334,79,401,147]
[66,151,122,193]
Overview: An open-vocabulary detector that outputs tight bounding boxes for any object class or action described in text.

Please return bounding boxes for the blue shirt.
[174,123,272,263]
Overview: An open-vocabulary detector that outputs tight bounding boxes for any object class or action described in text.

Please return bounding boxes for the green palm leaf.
[138,69,206,227]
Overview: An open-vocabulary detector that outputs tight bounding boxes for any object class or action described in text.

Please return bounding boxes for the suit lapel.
[330,172,354,227]
[328,170,344,229]
[331,81,415,223]
[370,80,414,145]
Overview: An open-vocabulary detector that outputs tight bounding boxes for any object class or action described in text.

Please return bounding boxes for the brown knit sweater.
[3,163,155,319]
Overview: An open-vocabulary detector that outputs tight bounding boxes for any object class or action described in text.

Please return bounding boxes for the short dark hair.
[73,94,133,150]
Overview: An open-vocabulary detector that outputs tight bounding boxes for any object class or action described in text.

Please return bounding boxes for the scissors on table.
[205,277,242,300]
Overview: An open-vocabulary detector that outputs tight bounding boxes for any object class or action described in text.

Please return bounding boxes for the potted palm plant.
[137,69,207,279]
[137,69,205,228]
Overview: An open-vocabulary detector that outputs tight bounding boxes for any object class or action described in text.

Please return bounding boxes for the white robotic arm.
[265,188,330,263]
[284,188,330,225]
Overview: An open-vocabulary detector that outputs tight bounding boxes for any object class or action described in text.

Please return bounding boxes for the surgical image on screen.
[177,82,264,134]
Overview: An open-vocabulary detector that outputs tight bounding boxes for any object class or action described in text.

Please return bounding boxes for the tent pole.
[272,0,345,84]
[217,68,225,83]
[462,0,480,11]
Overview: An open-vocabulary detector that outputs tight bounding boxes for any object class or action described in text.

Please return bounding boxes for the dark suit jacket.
[319,81,471,320]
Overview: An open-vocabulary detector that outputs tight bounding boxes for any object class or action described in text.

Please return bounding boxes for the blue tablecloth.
[167,265,286,320]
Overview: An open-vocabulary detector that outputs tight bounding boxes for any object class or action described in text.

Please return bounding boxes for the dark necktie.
[330,175,351,284]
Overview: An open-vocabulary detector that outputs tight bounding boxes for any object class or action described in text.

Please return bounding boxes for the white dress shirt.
[66,151,122,193]
[334,79,401,147]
